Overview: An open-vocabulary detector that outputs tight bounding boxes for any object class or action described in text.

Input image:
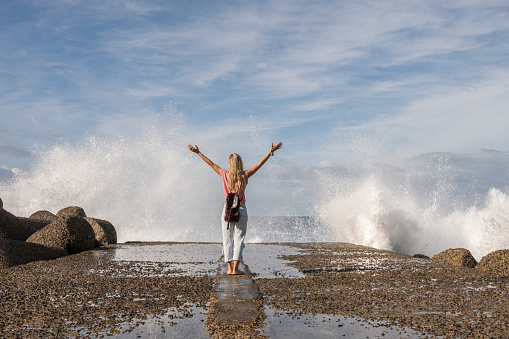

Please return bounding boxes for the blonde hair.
[228,153,245,193]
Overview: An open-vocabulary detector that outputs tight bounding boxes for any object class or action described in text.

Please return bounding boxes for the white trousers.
[221,204,248,262]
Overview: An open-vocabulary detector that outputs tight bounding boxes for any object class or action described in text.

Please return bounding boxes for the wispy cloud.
[388,70,509,152]
[1,0,509,168]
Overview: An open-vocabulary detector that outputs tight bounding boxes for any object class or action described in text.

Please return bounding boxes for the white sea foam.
[317,173,509,260]
[1,114,222,242]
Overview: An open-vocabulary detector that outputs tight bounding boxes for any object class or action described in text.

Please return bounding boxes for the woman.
[187,142,283,275]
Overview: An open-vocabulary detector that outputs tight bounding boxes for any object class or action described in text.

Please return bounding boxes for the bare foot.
[226,261,234,275]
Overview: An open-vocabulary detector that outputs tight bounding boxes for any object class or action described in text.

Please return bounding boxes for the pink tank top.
[220,168,249,205]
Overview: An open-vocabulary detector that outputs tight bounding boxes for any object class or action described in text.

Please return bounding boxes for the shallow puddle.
[110,243,305,278]
[262,306,435,338]
[111,243,221,277]
[243,243,306,279]
[85,304,209,338]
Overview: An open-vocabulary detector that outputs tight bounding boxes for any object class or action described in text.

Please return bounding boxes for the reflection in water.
[111,243,221,277]
[263,306,433,338]
[88,304,209,339]
[244,244,305,279]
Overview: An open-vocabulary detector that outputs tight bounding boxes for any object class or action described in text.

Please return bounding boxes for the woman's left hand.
[188,144,200,153]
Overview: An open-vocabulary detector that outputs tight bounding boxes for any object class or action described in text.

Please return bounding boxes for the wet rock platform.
[0,242,508,338]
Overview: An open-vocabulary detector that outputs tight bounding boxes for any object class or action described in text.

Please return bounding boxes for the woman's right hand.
[188,144,200,153]
[271,142,283,154]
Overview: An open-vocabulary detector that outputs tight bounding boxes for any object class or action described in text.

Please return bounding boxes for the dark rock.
[0,208,37,241]
[84,217,117,246]
[30,210,58,223]
[0,236,67,268]
[0,197,3,210]
[413,254,430,259]
[56,206,87,218]
[26,216,95,254]
[19,217,51,230]
[26,210,58,230]
[432,248,477,268]
[477,249,509,277]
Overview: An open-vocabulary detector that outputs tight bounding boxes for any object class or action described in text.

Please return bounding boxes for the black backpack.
[224,192,241,224]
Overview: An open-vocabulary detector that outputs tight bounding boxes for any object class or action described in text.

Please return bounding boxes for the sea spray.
[316,158,509,260]
[0,114,223,242]
[0,113,316,243]
[2,112,509,259]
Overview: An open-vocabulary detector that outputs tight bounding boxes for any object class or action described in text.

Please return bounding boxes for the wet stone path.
[206,261,266,338]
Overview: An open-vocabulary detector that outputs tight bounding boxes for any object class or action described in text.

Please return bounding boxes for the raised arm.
[247,142,283,178]
[187,145,221,175]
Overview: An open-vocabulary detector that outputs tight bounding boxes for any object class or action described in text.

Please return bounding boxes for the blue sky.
[1,0,509,170]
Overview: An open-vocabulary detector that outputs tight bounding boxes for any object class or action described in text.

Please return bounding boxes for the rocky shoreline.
[0,241,507,338]
[1,196,509,338]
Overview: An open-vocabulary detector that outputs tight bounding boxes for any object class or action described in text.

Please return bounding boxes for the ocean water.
[1,113,509,260]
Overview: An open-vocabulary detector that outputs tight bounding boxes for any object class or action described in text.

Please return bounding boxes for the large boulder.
[432,248,478,268]
[0,208,37,241]
[26,216,95,254]
[56,206,87,218]
[24,210,59,230]
[30,210,58,223]
[19,217,50,231]
[84,217,117,246]
[0,236,67,269]
[477,249,509,277]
